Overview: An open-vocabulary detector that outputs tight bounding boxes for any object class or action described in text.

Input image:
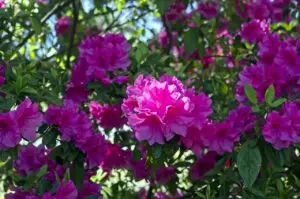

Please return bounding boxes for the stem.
[66,0,79,69]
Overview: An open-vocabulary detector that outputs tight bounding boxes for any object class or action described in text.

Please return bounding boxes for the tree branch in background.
[162,14,173,54]
[66,0,79,69]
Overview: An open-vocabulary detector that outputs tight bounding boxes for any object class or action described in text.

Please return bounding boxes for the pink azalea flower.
[55,180,78,199]
[248,2,270,20]
[181,126,205,156]
[55,16,70,36]
[165,2,185,22]
[78,180,102,199]
[14,145,47,176]
[89,101,126,129]
[15,99,43,141]
[0,112,20,150]
[0,0,4,9]
[122,75,212,145]
[240,20,268,44]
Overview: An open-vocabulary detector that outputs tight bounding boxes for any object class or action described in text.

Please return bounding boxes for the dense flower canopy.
[0,0,299,198]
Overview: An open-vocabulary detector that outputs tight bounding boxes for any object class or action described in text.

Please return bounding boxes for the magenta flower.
[248,2,270,20]
[14,145,47,176]
[0,0,4,9]
[113,75,130,85]
[79,34,131,85]
[0,112,20,150]
[275,46,300,76]
[55,180,78,199]
[189,151,217,181]
[101,143,129,171]
[226,105,256,134]
[65,58,90,103]
[263,111,294,150]
[80,134,106,168]
[165,2,185,22]
[197,1,219,19]
[122,75,212,145]
[158,30,178,49]
[55,16,70,36]
[181,126,205,156]
[45,100,93,148]
[89,101,126,129]
[129,157,150,181]
[258,34,283,65]
[78,180,102,199]
[5,187,37,199]
[202,122,239,154]
[240,20,268,44]
[155,166,176,185]
[15,99,43,141]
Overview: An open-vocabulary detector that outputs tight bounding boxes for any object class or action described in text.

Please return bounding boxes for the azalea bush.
[0,0,299,198]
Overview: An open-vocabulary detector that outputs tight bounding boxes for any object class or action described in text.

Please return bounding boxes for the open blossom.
[79,34,131,85]
[15,99,43,141]
[240,20,268,44]
[248,2,270,20]
[80,134,106,168]
[45,100,93,148]
[89,101,126,129]
[55,16,70,36]
[0,99,42,150]
[154,166,176,185]
[226,105,256,134]
[181,126,205,156]
[14,145,47,176]
[55,180,78,199]
[101,143,129,171]
[122,75,212,145]
[263,102,300,150]
[197,1,219,19]
[202,122,239,154]
[190,151,217,181]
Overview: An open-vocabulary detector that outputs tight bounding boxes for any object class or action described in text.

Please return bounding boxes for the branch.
[66,0,79,69]
[12,0,73,56]
[162,14,173,54]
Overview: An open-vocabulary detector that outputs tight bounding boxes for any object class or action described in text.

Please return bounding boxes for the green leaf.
[155,0,173,13]
[70,155,85,190]
[263,144,283,171]
[237,140,262,187]
[36,165,48,179]
[265,85,275,105]
[184,29,199,54]
[30,16,42,34]
[244,84,258,104]
[271,98,287,108]
[153,145,162,159]
[198,39,205,58]
[135,42,148,62]
[42,130,58,148]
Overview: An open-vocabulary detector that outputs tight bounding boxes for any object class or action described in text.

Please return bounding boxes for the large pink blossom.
[181,126,205,156]
[55,16,70,36]
[78,34,131,85]
[89,101,126,129]
[122,75,212,145]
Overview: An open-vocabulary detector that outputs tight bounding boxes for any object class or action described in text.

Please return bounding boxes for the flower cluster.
[89,101,126,129]
[55,16,70,36]
[0,99,43,150]
[236,33,300,102]
[240,20,268,44]
[165,1,185,22]
[263,102,300,150]
[78,34,131,85]
[122,74,212,145]
[45,100,106,168]
[197,1,219,19]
